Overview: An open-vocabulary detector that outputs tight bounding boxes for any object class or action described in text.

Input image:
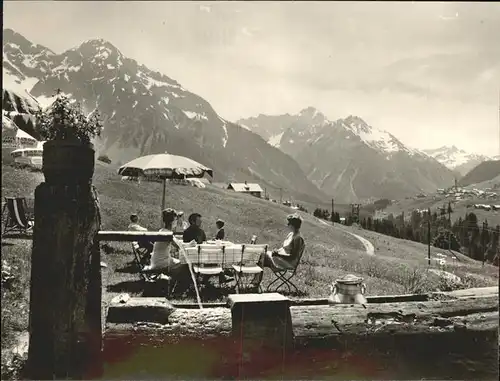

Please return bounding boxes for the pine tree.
[366,216,373,230]
[479,221,490,261]
[433,228,461,251]
[489,225,500,264]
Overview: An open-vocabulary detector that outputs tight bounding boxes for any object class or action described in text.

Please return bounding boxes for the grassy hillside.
[2,163,498,377]
[2,163,497,295]
[459,160,500,186]
[464,174,500,191]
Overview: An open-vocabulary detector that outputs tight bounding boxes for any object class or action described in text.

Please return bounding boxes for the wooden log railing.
[103,288,499,380]
[106,288,499,336]
[97,230,174,242]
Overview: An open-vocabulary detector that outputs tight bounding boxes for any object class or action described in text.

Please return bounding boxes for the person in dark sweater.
[183,213,207,244]
[214,219,225,240]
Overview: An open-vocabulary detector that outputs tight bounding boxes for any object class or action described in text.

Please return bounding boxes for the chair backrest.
[291,242,306,270]
[131,242,145,269]
[239,244,267,265]
[197,244,225,266]
[184,246,200,264]
[5,197,29,228]
[222,245,240,265]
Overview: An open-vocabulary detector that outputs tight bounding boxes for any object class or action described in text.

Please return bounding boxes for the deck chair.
[2,197,34,236]
[266,243,306,294]
[232,244,266,293]
[192,244,225,285]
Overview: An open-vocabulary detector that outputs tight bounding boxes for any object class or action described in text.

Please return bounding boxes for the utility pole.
[427,208,431,266]
[331,198,335,224]
[448,202,451,225]
[482,221,487,267]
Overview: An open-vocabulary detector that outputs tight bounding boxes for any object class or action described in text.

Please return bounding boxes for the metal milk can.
[329,274,367,304]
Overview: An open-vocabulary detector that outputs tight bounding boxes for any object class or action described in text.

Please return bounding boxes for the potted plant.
[36,91,103,185]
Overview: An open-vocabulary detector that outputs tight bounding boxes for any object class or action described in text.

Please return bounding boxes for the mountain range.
[422,146,492,176]
[238,109,458,202]
[3,28,491,204]
[2,28,328,204]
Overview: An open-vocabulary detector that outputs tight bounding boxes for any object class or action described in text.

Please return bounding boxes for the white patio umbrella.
[118,153,213,210]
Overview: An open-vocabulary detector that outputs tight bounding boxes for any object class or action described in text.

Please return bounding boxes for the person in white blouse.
[145,209,185,272]
[173,211,189,234]
[252,213,305,285]
[144,208,198,295]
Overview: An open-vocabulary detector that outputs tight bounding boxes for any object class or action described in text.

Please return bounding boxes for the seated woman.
[252,213,305,285]
[144,209,193,293]
[173,211,189,234]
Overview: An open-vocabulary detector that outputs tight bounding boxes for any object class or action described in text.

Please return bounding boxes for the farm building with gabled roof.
[227,181,263,198]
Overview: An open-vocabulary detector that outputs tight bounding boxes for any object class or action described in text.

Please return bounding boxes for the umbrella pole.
[161,178,166,211]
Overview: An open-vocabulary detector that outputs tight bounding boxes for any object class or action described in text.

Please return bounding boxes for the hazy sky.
[4,1,500,156]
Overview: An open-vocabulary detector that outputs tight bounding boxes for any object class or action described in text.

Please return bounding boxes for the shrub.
[35,92,103,143]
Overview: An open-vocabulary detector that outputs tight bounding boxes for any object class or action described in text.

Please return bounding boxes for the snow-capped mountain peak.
[340,115,419,156]
[2,29,333,204]
[298,106,329,125]
[422,145,491,175]
[239,108,455,202]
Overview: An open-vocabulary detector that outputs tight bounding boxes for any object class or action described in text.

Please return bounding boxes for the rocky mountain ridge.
[2,28,329,204]
[239,109,456,203]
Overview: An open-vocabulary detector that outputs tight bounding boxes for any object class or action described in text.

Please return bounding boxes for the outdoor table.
[178,242,248,268]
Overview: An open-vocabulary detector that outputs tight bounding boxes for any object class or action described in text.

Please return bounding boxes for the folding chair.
[266,244,306,294]
[192,244,225,285]
[2,197,34,236]
[131,242,160,282]
[232,244,266,293]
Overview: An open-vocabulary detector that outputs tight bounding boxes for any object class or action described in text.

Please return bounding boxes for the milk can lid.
[336,274,363,284]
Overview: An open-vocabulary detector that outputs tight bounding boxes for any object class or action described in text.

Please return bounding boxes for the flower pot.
[42,140,95,185]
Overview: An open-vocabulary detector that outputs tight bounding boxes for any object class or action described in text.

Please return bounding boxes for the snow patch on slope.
[268,132,284,148]
[184,110,208,120]
[2,55,39,93]
[219,117,229,148]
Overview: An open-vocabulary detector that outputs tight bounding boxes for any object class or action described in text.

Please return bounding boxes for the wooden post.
[27,182,101,379]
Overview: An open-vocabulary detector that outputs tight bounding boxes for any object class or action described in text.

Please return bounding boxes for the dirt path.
[316,217,375,255]
[343,229,375,255]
